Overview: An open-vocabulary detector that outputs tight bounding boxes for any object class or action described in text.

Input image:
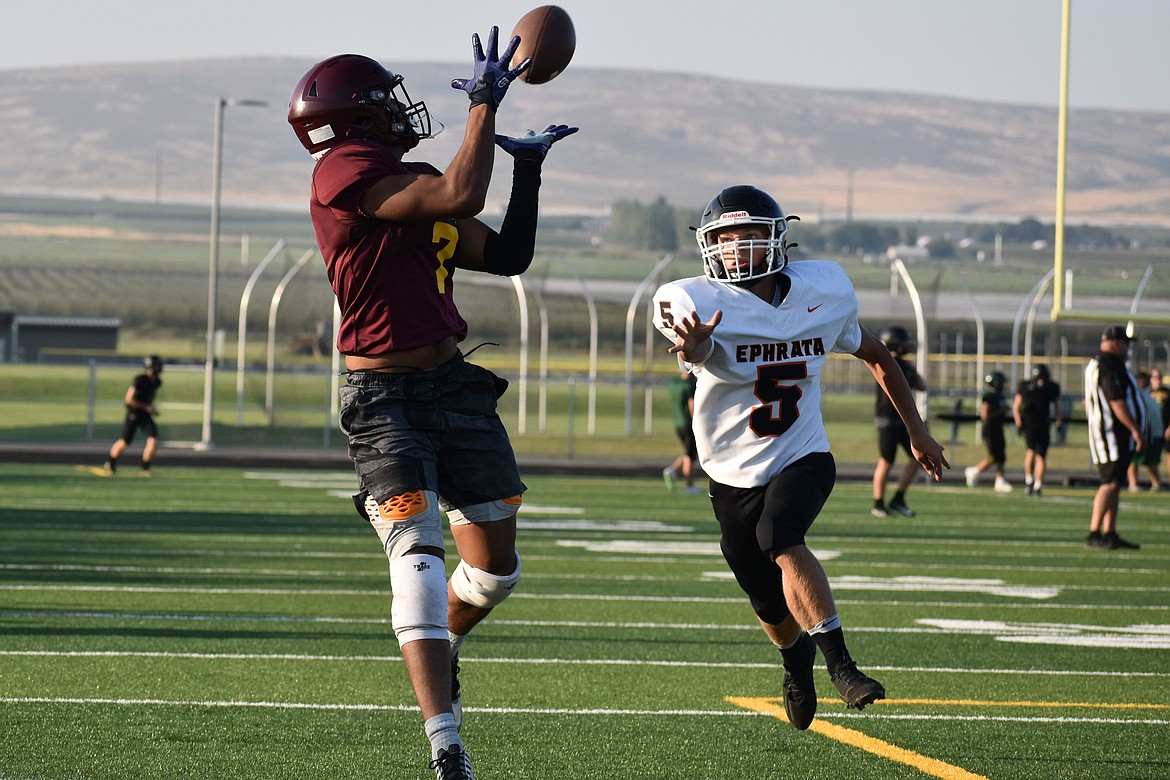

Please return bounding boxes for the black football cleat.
[830,659,886,711]
[1085,532,1110,549]
[1104,532,1140,550]
[888,499,915,517]
[780,633,818,730]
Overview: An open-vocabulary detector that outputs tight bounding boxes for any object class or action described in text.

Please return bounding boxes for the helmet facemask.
[696,213,791,285]
[360,76,436,150]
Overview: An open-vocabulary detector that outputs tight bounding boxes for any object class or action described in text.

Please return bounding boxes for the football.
[509,5,576,84]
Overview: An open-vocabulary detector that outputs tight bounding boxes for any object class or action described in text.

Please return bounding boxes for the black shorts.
[339,352,526,512]
[877,422,912,463]
[1022,422,1051,457]
[1097,447,1134,486]
[675,425,698,461]
[983,424,1006,464]
[708,451,836,625]
[119,409,158,443]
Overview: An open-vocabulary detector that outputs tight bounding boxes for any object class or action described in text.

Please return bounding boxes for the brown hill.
[2,58,1168,222]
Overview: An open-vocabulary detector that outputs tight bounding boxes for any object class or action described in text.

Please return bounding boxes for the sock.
[777,633,810,671]
[892,491,906,505]
[106,457,118,473]
[449,631,466,659]
[808,616,848,673]
[1025,476,1034,486]
[873,499,885,509]
[776,633,801,651]
[424,713,461,762]
[140,461,151,472]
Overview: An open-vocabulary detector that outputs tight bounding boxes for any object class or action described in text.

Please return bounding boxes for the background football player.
[103,355,163,476]
[871,326,927,517]
[964,371,1013,492]
[653,185,947,731]
[1013,364,1062,495]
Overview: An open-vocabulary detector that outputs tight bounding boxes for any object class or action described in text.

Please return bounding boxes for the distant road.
[461,275,1170,326]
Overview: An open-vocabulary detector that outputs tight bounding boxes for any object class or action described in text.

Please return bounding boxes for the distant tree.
[606,196,681,251]
[1065,223,1124,249]
[925,237,956,258]
[644,196,678,252]
[825,222,899,253]
[1013,217,1048,244]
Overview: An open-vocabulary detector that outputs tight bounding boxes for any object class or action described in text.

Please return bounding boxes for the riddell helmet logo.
[722,211,750,220]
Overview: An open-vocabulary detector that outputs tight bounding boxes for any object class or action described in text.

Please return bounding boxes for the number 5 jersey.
[653,260,863,488]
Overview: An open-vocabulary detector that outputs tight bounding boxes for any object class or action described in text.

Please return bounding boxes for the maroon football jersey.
[310,140,469,354]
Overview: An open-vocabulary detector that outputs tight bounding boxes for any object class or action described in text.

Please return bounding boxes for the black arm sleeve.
[482,157,542,276]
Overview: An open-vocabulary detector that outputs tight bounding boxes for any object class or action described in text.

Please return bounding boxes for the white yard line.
[0,696,1165,726]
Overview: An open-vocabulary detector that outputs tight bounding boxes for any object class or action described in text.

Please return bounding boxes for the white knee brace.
[389,553,449,647]
[450,552,521,609]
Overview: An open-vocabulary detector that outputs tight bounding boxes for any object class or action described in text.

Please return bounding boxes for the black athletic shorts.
[1096,446,1134,486]
[708,451,836,625]
[339,351,526,513]
[1022,422,1051,457]
[675,425,699,461]
[120,409,158,443]
[877,422,912,463]
[983,424,1007,465]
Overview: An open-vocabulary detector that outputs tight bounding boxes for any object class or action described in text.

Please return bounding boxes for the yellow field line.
[727,696,990,780]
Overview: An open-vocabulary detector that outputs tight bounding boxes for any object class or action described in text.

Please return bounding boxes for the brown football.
[509,5,576,84]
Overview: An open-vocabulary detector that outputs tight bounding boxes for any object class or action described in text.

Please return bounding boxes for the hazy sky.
[5,1,1169,112]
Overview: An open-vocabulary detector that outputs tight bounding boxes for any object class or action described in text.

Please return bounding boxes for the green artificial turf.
[1,464,1167,779]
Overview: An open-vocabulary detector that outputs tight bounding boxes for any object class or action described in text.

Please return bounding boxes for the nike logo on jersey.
[807,303,823,313]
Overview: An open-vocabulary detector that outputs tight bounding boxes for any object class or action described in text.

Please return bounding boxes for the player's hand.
[667,309,722,363]
[451,27,530,109]
[910,432,949,482]
[495,124,578,161]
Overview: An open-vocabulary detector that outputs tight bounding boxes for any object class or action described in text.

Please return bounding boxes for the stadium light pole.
[199,97,269,450]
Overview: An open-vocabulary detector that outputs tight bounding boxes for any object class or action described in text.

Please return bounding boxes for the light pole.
[199,97,268,449]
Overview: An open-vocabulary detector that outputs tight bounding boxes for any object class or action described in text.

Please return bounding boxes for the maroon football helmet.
[288,54,435,157]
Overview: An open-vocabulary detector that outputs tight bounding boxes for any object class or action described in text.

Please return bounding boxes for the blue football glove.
[450,27,530,109]
[495,124,579,162]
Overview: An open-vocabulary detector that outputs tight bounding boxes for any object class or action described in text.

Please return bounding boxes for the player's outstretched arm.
[362,27,529,223]
[855,327,949,480]
[494,124,578,162]
[455,125,579,275]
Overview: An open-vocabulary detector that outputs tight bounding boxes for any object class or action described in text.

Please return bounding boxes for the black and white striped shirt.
[1084,351,1144,465]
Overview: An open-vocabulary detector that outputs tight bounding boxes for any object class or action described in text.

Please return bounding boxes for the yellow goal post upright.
[1051,0,1170,329]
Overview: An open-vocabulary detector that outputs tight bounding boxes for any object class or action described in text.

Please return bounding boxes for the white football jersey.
[653,260,863,488]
